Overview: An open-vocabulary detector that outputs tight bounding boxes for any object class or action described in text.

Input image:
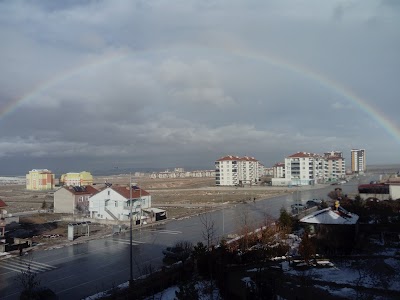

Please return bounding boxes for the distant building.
[284,152,325,185]
[0,199,7,237]
[149,169,215,179]
[215,155,261,186]
[54,185,99,214]
[324,151,343,158]
[263,166,274,176]
[273,162,285,178]
[26,169,55,191]
[60,171,93,187]
[351,149,366,173]
[324,151,346,180]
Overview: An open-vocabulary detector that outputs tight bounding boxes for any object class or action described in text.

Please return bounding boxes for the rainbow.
[1,46,399,144]
[0,50,127,119]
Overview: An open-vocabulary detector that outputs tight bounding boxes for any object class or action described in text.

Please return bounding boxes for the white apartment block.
[272,151,347,186]
[351,149,366,173]
[215,155,261,186]
[273,163,285,178]
[284,152,326,185]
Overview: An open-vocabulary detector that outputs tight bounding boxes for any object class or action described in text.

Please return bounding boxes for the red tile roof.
[288,152,322,158]
[216,155,242,161]
[0,199,7,208]
[274,162,285,167]
[242,156,258,162]
[112,186,150,199]
[217,155,259,162]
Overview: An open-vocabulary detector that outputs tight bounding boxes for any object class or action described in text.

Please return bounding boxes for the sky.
[0,0,399,175]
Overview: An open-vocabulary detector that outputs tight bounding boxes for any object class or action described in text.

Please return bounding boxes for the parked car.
[291,203,306,211]
[162,241,193,262]
[306,199,322,208]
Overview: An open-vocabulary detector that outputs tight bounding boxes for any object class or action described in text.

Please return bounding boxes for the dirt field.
[0,176,291,215]
[1,176,293,250]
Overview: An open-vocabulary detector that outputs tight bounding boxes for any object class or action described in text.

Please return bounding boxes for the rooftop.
[300,207,359,225]
[288,152,322,158]
[111,185,150,199]
[0,199,7,208]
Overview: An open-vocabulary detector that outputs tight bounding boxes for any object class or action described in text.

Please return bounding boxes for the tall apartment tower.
[351,149,366,173]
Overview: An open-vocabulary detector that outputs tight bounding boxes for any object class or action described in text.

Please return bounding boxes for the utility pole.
[139,185,142,226]
[222,193,225,235]
[129,173,133,287]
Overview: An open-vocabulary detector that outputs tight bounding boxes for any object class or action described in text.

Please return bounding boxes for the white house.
[88,185,151,222]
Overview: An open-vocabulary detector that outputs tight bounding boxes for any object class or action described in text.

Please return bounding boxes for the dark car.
[306,199,322,208]
[291,203,306,211]
[162,241,193,262]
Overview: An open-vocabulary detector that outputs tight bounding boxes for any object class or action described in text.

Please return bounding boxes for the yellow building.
[26,169,55,191]
[60,171,93,186]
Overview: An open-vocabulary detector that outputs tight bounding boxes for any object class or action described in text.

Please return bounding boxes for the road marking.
[0,258,56,274]
[147,229,182,235]
[112,239,145,245]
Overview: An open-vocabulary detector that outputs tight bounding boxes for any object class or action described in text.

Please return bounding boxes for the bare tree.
[17,259,42,300]
[298,230,316,264]
[199,211,216,249]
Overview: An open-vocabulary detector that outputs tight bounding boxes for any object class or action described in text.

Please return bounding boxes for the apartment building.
[273,162,285,178]
[324,151,346,180]
[26,169,55,191]
[284,152,326,185]
[60,171,93,187]
[215,155,261,186]
[264,167,274,176]
[351,149,366,173]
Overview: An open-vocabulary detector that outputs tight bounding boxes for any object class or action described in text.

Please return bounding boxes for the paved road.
[0,175,375,299]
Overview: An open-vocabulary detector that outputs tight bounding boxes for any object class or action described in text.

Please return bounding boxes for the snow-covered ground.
[244,257,400,299]
[144,281,221,300]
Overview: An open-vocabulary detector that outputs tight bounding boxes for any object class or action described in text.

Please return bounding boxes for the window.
[108,190,110,195]
[115,201,118,207]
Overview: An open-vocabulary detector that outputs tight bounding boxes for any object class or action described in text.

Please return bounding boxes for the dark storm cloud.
[0,0,399,175]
